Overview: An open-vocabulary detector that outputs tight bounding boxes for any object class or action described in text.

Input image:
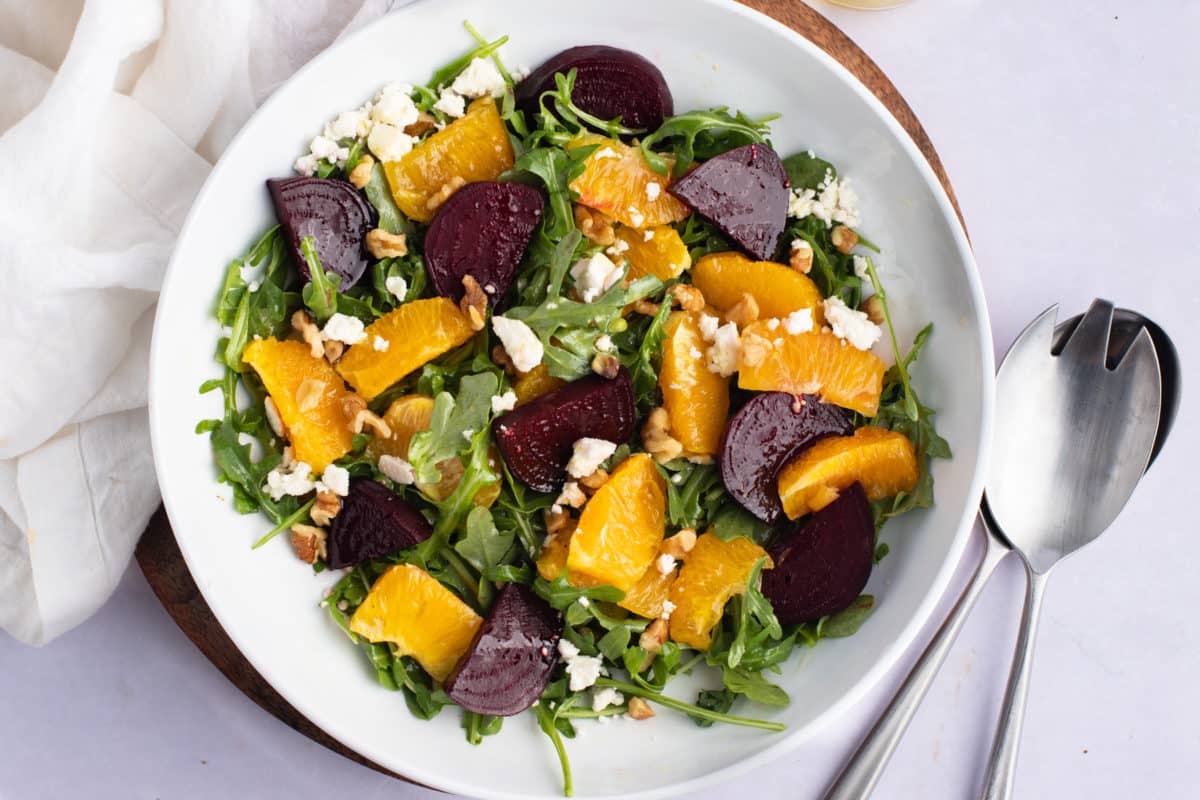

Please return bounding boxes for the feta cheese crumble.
[556,481,587,508]
[367,122,415,163]
[570,252,624,303]
[705,321,741,377]
[643,229,655,242]
[492,316,544,372]
[321,464,351,497]
[661,599,677,618]
[384,275,408,301]
[698,313,721,342]
[373,335,390,352]
[566,438,618,478]
[591,687,624,712]
[378,454,416,485]
[783,308,815,335]
[293,154,318,177]
[605,237,630,258]
[264,461,316,501]
[655,553,677,575]
[372,89,419,130]
[432,88,466,118]
[594,334,614,353]
[644,181,661,201]
[787,176,861,228]
[558,639,603,691]
[627,205,645,228]
[853,254,871,281]
[823,296,882,350]
[328,108,371,140]
[450,57,507,98]
[321,313,367,345]
[490,390,518,414]
[594,146,621,160]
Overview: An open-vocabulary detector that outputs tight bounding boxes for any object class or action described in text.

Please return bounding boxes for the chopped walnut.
[660,528,697,560]
[491,344,518,376]
[860,295,885,325]
[366,228,408,259]
[556,481,587,509]
[638,617,669,660]
[290,524,327,564]
[403,111,436,138]
[630,299,660,317]
[831,225,859,254]
[347,154,375,189]
[591,352,620,379]
[425,175,467,213]
[669,284,705,313]
[738,331,772,369]
[263,397,286,439]
[573,205,616,246]
[459,275,488,331]
[578,468,609,493]
[543,506,574,538]
[627,697,655,720]
[340,395,393,438]
[789,239,814,273]
[725,292,760,328]
[295,378,327,413]
[291,310,324,359]
[310,488,342,527]
[322,339,345,364]
[642,406,684,464]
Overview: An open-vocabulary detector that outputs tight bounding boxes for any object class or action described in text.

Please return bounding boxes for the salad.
[198,25,949,796]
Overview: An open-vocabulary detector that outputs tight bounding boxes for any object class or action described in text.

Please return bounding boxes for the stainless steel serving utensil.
[824,299,1174,800]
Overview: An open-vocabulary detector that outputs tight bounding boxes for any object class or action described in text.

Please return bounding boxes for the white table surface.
[2,1,1196,798]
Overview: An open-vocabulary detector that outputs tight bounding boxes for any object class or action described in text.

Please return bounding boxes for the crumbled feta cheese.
[661,599,676,618]
[606,237,630,257]
[372,89,419,130]
[373,335,389,352]
[567,438,618,479]
[594,334,614,353]
[309,135,341,162]
[329,108,372,140]
[655,553,677,575]
[321,313,367,345]
[558,639,603,691]
[321,464,351,496]
[293,153,318,176]
[432,88,466,118]
[788,177,861,227]
[570,252,624,303]
[557,481,587,508]
[549,505,563,516]
[594,147,621,160]
[491,390,518,414]
[367,122,415,162]
[462,428,475,442]
[591,687,624,712]
[766,318,780,331]
[643,229,655,242]
[853,254,870,281]
[385,275,408,301]
[264,461,316,501]
[578,596,590,608]
[783,308,815,335]
[450,57,507,98]
[698,313,720,342]
[644,181,661,201]
[823,296,882,350]
[705,321,741,376]
[671,473,684,485]
[627,205,645,228]
[378,454,416,485]
[492,316,544,372]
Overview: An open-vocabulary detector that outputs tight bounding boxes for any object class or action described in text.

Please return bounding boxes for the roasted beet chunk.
[720,392,853,523]
[445,584,562,716]
[424,181,544,304]
[516,45,673,132]
[267,176,375,288]
[667,143,790,260]
[761,483,874,624]
[493,368,636,493]
[326,479,431,568]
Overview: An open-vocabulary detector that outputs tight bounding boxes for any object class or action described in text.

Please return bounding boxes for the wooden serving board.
[136,0,964,784]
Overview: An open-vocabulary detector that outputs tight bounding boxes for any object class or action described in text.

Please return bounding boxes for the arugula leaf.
[427,33,509,89]
[542,68,644,139]
[640,108,775,177]
[462,710,504,745]
[299,235,340,322]
[508,146,594,241]
[690,688,736,728]
[455,506,515,575]
[720,665,790,707]
[408,373,499,485]
[363,162,413,238]
[819,595,875,638]
[626,297,673,411]
[218,227,289,370]
[782,150,836,191]
[660,460,726,529]
[709,504,772,545]
[533,573,625,610]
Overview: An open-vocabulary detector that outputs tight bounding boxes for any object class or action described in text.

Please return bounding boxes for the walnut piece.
[491,344,518,377]
[340,395,393,438]
[630,299,660,317]
[291,310,324,359]
[290,524,327,564]
[660,528,697,560]
[425,175,466,213]
[830,225,859,254]
[642,406,684,464]
[404,111,436,138]
[459,275,488,331]
[738,332,772,369]
[725,292,760,328]
[366,228,408,259]
[573,205,616,246]
[347,154,375,190]
[310,488,342,527]
[263,397,286,439]
[638,618,669,658]
[860,295,885,325]
[543,507,574,539]
[669,284,705,313]
[579,468,609,493]
[591,352,620,379]
[789,239,814,273]
[627,697,655,720]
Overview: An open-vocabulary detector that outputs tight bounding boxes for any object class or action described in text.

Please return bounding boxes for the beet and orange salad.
[198,25,948,795]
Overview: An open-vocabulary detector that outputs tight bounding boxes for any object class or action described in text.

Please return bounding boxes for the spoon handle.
[980,562,1050,800]
[822,530,1009,800]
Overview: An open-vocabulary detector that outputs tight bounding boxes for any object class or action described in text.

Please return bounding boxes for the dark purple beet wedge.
[516,45,673,132]
[761,483,875,625]
[326,479,431,568]
[267,176,375,288]
[667,143,790,261]
[720,392,853,524]
[445,583,562,716]
[424,182,544,304]
[493,368,636,493]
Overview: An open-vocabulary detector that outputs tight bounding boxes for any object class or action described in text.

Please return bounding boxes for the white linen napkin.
[0,0,403,645]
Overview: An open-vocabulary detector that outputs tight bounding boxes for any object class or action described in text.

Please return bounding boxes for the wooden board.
[136,0,965,783]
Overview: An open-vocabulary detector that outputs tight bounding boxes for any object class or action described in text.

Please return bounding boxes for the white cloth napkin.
[0,0,405,645]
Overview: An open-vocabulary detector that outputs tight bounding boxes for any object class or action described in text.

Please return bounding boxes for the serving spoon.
[824,299,1176,800]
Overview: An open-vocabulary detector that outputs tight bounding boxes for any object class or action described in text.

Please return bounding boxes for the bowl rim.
[147,1,994,796]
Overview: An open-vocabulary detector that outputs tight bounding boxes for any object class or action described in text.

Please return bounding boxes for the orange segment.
[738,324,887,416]
[513,364,566,407]
[366,394,434,461]
[336,298,475,400]
[384,97,514,223]
[692,251,824,322]
[777,427,919,519]
[567,453,667,591]
[615,225,691,280]
[659,312,729,456]
[349,563,483,682]
[242,338,357,472]
[619,564,674,620]
[668,533,772,650]
[569,135,690,229]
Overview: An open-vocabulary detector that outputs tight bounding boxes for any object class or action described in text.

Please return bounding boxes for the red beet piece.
[493,368,636,493]
[326,479,430,568]
[445,583,562,716]
[761,483,875,624]
[667,143,790,261]
[516,45,673,132]
[267,176,375,288]
[721,392,853,524]
[424,182,544,304]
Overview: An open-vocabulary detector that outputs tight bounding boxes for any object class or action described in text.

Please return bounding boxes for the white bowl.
[148,1,993,797]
